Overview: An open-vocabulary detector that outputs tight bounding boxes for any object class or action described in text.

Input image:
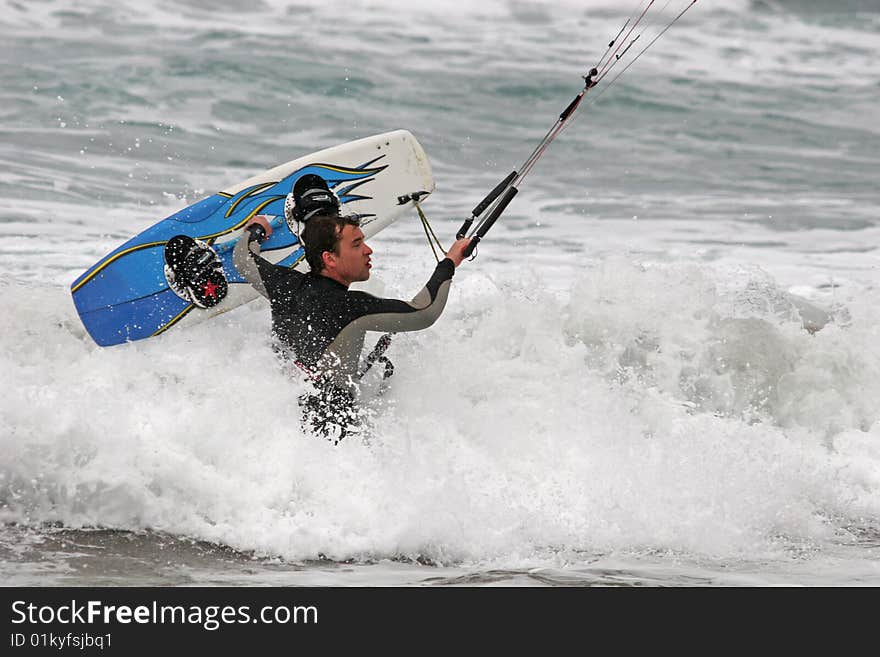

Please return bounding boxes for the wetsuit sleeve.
[348,258,456,333]
[233,226,291,298]
[313,258,457,388]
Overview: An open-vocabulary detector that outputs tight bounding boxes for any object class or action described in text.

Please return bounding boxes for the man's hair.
[300,214,361,272]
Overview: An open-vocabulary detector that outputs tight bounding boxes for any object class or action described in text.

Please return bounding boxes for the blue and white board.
[71,130,434,346]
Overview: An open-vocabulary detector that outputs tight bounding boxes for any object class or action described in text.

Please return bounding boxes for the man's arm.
[232,215,287,298]
[344,238,471,334]
[315,238,471,385]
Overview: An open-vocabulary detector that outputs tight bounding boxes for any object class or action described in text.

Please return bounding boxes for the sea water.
[1,0,879,586]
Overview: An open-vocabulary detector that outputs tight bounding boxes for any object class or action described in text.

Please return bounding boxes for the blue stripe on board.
[77,288,192,346]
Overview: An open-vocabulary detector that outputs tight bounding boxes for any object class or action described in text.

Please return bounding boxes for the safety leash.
[414,198,447,264]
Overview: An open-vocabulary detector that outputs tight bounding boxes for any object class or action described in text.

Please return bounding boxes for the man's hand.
[246,214,273,239]
[445,238,473,267]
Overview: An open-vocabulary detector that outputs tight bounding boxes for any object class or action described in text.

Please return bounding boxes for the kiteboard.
[71,129,434,346]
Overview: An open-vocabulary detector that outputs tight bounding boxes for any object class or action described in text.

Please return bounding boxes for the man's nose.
[364,243,373,255]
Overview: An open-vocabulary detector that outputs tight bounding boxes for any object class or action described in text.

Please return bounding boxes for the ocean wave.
[1,260,878,563]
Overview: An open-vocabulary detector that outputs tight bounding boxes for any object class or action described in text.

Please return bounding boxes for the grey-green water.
[2,0,879,586]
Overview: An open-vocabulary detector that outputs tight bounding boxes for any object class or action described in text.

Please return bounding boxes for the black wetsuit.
[233,226,455,440]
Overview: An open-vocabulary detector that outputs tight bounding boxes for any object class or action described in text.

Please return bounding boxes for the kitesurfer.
[234,174,471,443]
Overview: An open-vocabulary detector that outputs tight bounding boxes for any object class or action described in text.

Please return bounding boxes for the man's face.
[327,224,373,285]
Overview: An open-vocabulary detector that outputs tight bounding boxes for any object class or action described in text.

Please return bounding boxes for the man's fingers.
[249,214,273,237]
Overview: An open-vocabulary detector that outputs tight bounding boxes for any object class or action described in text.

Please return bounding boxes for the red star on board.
[202,280,219,298]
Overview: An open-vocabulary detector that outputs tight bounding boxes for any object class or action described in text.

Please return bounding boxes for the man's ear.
[321,250,336,270]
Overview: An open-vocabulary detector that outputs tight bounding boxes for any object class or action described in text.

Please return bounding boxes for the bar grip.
[457,170,518,239]
[471,170,517,219]
[559,92,583,121]
[462,186,519,258]
[462,237,480,259]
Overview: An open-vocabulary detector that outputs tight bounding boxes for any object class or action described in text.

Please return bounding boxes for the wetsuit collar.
[312,270,351,290]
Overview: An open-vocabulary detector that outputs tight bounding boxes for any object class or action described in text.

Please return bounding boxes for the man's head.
[301,214,373,286]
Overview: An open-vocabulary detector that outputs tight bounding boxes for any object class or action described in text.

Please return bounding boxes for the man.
[233,174,471,441]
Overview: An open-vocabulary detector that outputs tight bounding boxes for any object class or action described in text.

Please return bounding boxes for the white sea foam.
[1,251,878,564]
